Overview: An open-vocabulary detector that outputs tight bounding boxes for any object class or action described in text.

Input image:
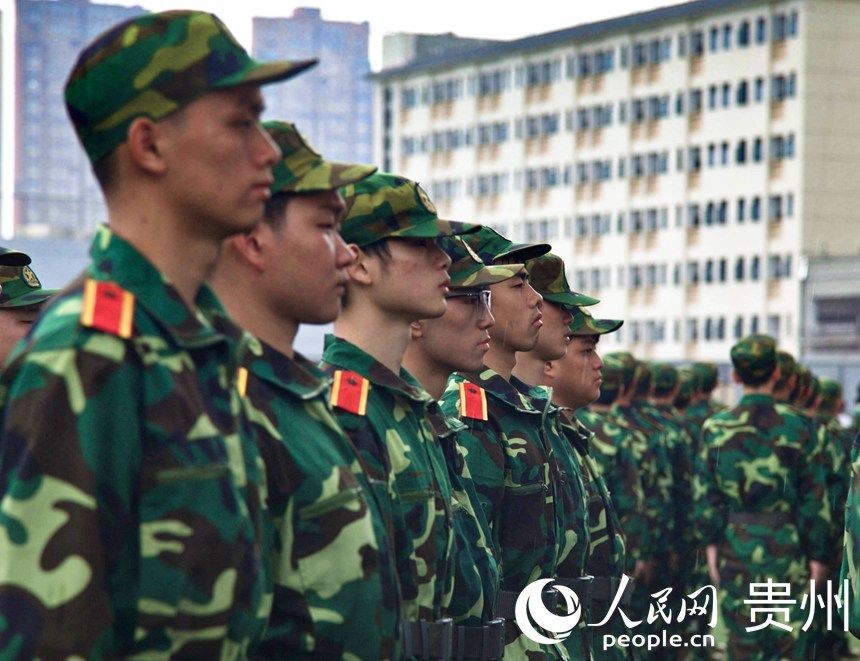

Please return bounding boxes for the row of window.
[400,9,800,107]
[614,313,790,345]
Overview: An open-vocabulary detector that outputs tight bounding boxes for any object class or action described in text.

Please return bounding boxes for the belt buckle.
[429,617,453,660]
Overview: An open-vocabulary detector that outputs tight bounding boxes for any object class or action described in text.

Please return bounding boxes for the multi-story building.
[16,0,145,238]
[253,7,372,165]
[373,0,860,363]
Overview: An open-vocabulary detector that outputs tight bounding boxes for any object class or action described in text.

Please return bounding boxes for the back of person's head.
[730,334,777,387]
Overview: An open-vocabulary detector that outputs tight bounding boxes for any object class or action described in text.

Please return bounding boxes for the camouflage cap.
[604,351,637,389]
[677,366,700,399]
[265,121,376,194]
[459,227,550,265]
[692,362,719,392]
[569,306,624,336]
[730,334,778,383]
[651,362,679,395]
[600,353,627,391]
[776,350,797,379]
[0,248,31,267]
[65,10,318,163]
[340,172,478,248]
[0,262,58,309]
[441,236,523,288]
[819,378,842,408]
[525,254,599,308]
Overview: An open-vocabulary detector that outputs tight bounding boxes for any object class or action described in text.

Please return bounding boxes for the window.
[691,30,704,56]
[723,23,732,49]
[721,142,729,166]
[678,33,687,57]
[704,318,713,341]
[708,85,718,109]
[756,16,767,44]
[787,193,795,218]
[687,261,700,284]
[705,202,716,226]
[738,20,750,46]
[719,258,727,282]
[717,317,726,340]
[753,137,763,163]
[687,318,699,341]
[767,314,781,338]
[689,88,702,113]
[751,314,759,334]
[735,256,746,281]
[707,143,716,168]
[751,196,761,221]
[689,146,701,172]
[734,315,745,339]
[736,139,747,164]
[710,26,719,52]
[722,83,731,107]
[754,77,765,102]
[688,203,701,227]
[788,10,799,37]
[719,201,728,225]
[704,259,714,283]
[737,80,748,105]
[737,198,746,222]
[773,14,787,42]
[751,255,761,280]
[675,92,685,115]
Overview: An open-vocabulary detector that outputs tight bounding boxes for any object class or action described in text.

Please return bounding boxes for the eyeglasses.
[445,289,492,316]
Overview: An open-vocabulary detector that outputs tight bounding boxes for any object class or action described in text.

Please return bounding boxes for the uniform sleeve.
[694,418,728,545]
[0,333,141,658]
[796,420,834,563]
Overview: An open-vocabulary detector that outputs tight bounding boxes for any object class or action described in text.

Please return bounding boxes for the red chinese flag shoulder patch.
[330,369,369,415]
[459,381,488,421]
[80,279,135,339]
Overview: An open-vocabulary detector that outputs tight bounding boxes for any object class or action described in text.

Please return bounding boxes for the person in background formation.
[697,334,832,660]
[0,10,316,657]
[209,121,402,658]
[0,248,58,365]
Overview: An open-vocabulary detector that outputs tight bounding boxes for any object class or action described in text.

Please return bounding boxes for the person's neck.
[511,351,545,386]
[483,341,517,381]
[402,347,450,400]
[591,402,612,413]
[210,262,298,359]
[334,305,410,375]
[107,199,221,309]
[743,383,775,396]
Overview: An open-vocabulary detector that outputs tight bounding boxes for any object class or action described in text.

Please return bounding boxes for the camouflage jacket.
[426,408,500,626]
[240,339,400,658]
[577,408,648,567]
[320,336,455,623]
[0,226,269,658]
[840,438,860,635]
[653,403,699,551]
[440,368,567,660]
[696,394,832,563]
[815,414,851,536]
[684,400,713,429]
[611,403,674,558]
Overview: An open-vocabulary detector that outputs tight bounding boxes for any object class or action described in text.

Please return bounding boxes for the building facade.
[16,0,145,238]
[373,0,860,362]
[253,7,372,165]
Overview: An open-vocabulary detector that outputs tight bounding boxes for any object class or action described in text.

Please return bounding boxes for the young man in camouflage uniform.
[697,335,831,660]
[0,11,316,657]
[439,229,575,659]
[541,304,639,660]
[0,248,58,364]
[321,172,478,659]
[210,122,402,658]
[403,238,525,659]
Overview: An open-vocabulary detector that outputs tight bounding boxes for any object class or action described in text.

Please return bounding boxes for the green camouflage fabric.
[425,409,500,626]
[440,368,568,660]
[576,407,649,566]
[320,336,456,625]
[453,226,550,265]
[775,350,797,394]
[696,393,832,660]
[805,375,822,410]
[0,248,31,267]
[691,362,719,393]
[850,403,860,449]
[0,262,58,308]
[264,121,376,194]
[791,365,812,407]
[558,410,631,660]
[818,378,842,416]
[840,436,860,637]
[441,236,523,288]
[239,339,400,658]
[815,414,850,539]
[524,254,599,308]
[650,362,678,396]
[730,334,777,383]
[510,377,592,660]
[0,225,269,657]
[673,367,699,410]
[340,173,477,248]
[64,10,317,163]
[569,306,623,336]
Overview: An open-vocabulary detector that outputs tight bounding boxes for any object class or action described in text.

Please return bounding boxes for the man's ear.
[346,245,375,286]
[125,116,169,176]
[544,360,557,379]
[410,320,425,340]
[226,225,268,272]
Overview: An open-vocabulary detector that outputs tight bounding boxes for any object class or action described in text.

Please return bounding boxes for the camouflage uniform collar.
[739,393,775,406]
[322,334,433,403]
[246,335,328,400]
[425,404,463,440]
[457,366,536,413]
[556,407,592,452]
[89,225,231,348]
[509,375,556,413]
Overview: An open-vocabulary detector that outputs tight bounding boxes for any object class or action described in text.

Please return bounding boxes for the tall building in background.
[16,0,145,238]
[253,7,372,165]
[373,0,860,364]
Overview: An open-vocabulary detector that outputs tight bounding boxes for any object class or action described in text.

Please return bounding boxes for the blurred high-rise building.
[253,7,372,165]
[16,0,145,238]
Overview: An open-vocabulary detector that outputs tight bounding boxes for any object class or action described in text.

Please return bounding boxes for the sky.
[0,0,675,235]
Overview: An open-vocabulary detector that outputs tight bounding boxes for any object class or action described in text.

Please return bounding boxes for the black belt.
[403,618,453,660]
[728,511,792,526]
[496,586,559,620]
[554,574,594,608]
[591,575,634,605]
[451,618,505,660]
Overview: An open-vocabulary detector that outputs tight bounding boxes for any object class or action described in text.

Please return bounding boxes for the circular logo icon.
[21,266,40,289]
[415,184,437,214]
[515,578,582,645]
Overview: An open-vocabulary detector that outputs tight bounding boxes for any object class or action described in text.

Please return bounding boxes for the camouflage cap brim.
[544,290,601,308]
[0,249,31,267]
[213,58,318,90]
[0,288,58,309]
[391,218,479,241]
[569,307,624,336]
[288,162,378,194]
[498,242,551,263]
[455,263,524,288]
